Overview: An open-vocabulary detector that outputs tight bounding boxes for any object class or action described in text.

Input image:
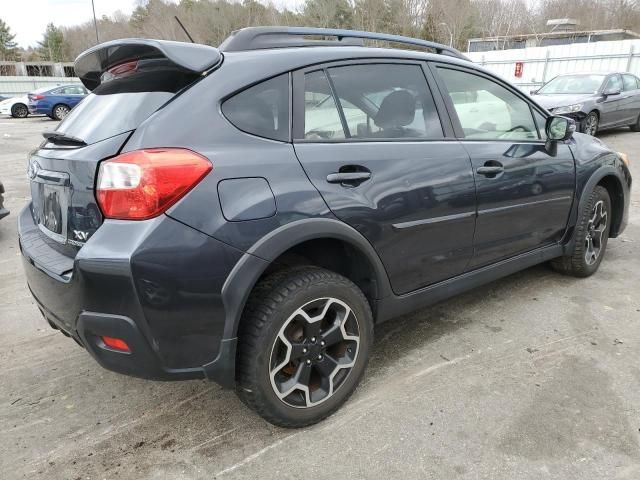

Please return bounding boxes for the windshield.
[538,74,605,94]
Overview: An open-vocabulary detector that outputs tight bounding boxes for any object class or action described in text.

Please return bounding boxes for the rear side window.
[222,74,289,141]
[304,70,345,140]
[321,64,444,140]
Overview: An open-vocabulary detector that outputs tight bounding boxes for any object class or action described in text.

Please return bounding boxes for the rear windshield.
[54,68,199,145]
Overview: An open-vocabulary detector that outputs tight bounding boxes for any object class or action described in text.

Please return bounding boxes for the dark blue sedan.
[28,84,88,120]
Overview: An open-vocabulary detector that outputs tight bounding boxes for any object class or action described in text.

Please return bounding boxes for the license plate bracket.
[30,167,71,244]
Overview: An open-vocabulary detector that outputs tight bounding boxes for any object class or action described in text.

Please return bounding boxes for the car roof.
[222,45,478,80]
[554,72,632,77]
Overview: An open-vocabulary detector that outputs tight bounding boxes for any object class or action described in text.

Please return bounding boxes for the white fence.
[467,39,640,91]
[0,76,82,97]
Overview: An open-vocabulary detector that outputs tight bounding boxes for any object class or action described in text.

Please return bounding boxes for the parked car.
[0,95,30,118]
[28,84,88,120]
[18,28,631,427]
[531,72,640,135]
[0,179,8,220]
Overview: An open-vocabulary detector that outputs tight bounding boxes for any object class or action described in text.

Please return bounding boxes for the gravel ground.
[0,116,639,479]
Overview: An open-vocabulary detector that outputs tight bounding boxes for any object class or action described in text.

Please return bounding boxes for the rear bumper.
[28,102,50,115]
[19,204,244,386]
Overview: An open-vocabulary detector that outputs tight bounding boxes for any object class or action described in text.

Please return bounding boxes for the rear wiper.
[42,131,87,146]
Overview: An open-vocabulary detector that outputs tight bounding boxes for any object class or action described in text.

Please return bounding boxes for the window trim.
[428,61,549,144]
[292,58,452,143]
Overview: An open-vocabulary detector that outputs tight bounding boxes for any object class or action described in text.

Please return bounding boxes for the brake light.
[101,60,139,83]
[101,336,130,352]
[30,94,44,101]
[96,148,212,220]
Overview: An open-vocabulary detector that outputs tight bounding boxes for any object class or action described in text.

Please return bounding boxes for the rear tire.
[551,186,611,277]
[11,103,28,118]
[52,104,70,121]
[629,114,640,131]
[236,266,373,427]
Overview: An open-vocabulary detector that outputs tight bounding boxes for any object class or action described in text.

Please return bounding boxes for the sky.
[2,0,303,48]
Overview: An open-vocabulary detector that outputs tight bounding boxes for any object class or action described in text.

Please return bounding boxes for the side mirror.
[530,89,538,95]
[604,88,621,96]
[545,116,576,156]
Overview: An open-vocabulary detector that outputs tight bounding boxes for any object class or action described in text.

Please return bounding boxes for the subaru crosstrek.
[18,27,632,427]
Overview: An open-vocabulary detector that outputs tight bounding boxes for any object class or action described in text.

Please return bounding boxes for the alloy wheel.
[584,113,598,136]
[12,104,28,118]
[584,200,607,265]
[269,297,360,408]
[54,105,70,120]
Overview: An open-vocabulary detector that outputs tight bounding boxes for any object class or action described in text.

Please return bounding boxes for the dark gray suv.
[18,27,632,427]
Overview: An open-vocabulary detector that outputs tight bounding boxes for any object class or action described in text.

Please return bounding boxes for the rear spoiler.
[75,39,222,91]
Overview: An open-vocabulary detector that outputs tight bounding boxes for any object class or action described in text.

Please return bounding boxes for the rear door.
[431,64,575,269]
[621,74,640,125]
[292,61,476,295]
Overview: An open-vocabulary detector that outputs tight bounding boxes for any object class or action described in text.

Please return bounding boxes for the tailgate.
[25,38,222,259]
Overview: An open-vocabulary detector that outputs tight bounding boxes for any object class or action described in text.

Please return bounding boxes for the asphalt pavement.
[1,117,639,479]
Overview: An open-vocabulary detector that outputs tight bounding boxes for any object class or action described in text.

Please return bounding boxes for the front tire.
[583,111,599,136]
[551,186,611,277]
[629,113,640,132]
[11,103,28,118]
[236,266,373,427]
[52,104,70,121]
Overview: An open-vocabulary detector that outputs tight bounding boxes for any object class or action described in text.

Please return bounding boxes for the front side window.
[300,63,444,141]
[438,67,538,141]
[222,74,289,141]
[623,74,638,91]
[605,74,623,93]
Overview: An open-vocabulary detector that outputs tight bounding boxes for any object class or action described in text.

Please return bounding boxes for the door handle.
[326,171,371,185]
[477,165,504,176]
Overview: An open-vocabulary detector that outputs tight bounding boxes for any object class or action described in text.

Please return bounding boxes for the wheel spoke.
[320,323,344,347]
[289,342,308,361]
[315,354,339,377]
[592,227,605,248]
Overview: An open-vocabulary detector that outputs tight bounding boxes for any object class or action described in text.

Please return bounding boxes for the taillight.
[30,94,44,101]
[96,148,212,220]
[101,336,130,352]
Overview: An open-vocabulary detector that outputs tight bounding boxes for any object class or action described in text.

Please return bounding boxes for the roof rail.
[220,27,469,60]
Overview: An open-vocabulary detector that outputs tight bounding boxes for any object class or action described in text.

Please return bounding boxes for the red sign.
[514,62,524,78]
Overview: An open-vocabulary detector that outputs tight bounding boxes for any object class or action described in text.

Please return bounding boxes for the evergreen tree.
[0,18,18,60]
[37,23,67,62]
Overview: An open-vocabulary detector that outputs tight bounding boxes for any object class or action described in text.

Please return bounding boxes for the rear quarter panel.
[122,58,333,253]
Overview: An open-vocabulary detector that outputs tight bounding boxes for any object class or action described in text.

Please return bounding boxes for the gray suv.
[532,72,640,135]
[18,27,631,427]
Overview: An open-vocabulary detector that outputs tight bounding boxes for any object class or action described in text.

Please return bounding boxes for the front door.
[292,62,477,295]
[433,65,575,268]
[600,74,625,128]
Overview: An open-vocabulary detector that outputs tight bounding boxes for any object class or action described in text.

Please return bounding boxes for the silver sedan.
[531,72,640,135]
